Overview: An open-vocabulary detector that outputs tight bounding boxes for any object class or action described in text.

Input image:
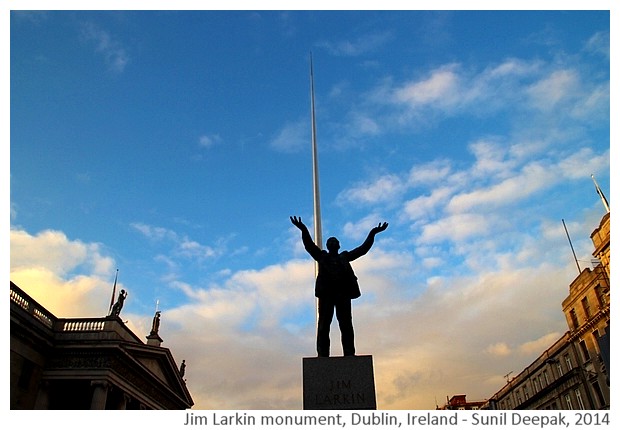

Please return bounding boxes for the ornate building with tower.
[484,211,610,410]
[10,281,193,409]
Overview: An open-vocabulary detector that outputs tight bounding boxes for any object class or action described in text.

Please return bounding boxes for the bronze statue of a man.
[290,216,388,357]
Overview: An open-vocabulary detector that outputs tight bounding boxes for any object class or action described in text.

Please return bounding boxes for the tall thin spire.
[109,269,119,314]
[310,54,322,325]
[591,174,610,213]
[310,53,323,264]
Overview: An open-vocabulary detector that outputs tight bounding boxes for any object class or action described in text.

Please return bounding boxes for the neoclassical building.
[10,281,193,409]
[484,212,610,410]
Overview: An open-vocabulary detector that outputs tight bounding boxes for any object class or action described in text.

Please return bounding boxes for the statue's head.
[326,237,340,252]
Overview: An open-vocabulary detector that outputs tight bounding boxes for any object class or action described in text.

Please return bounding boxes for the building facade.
[10,281,193,409]
[485,212,610,410]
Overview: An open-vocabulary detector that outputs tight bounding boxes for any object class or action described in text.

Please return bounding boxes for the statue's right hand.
[290,216,305,229]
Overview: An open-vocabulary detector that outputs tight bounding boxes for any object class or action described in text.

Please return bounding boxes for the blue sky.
[9,5,612,410]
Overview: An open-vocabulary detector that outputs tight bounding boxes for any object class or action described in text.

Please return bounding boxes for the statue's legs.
[317,297,355,357]
[335,299,355,356]
[317,298,334,357]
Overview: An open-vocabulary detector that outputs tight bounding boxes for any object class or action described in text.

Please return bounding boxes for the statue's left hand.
[371,222,388,235]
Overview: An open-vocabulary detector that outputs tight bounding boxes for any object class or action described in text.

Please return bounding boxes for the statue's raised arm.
[347,222,389,261]
[290,216,322,260]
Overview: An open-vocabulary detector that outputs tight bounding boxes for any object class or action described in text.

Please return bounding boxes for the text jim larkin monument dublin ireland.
[290,216,388,409]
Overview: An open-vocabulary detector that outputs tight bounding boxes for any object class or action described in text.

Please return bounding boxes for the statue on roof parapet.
[150,310,161,336]
[109,289,127,318]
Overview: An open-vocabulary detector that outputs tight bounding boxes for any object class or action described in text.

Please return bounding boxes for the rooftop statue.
[109,289,127,318]
[150,310,161,336]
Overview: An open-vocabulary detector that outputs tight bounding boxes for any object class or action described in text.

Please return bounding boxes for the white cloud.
[10,228,113,277]
[389,58,541,118]
[131,222,174,241]
[342,213,387,241]
[351,55,603,138]
[584,30,609,59]
[526,69,579,111]
[178,238,218,259]
[80,21,129,73]
[557,147,610,180]
[468,139,514,179]
[394,64,460,108]
[518,332,564,356]
[337,174,405,206]
[407,159,452,186]
[318,31,392,57]
[417,213,492,244]
[403,187,453,222]
[348,112,381,136]
[570,81,609,120]
[10,228,115,318]
[486,342,512,357]
[199,134,222,148]
[131,222,221,261]
[269,119,307,153]
[483,58,540,79]
[446,162,556,214]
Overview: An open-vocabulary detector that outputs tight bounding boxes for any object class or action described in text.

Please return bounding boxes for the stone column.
[33,380,50,409]
[90,380,109,409]
[118,392,131,410]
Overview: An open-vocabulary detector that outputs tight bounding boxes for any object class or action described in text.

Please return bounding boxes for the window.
[543,370,550,386]
[595,284,607,306]
[575,389,585,409]
[564,354,573,370]
[556,361,564,377]
[565,394,573,410]
[570,309,579,329]
[579,340,591,361]
[533,377,540,392]
[581,297,591,319]
[523,385,530,400]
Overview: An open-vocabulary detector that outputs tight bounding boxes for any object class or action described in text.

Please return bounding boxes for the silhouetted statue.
[180,360,186,377]
[290,216,388,357]
[109,289,127,318]
[150,310,161,335]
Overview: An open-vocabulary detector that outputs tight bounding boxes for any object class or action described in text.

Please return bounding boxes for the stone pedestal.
[302,355,376,410]
[146,333,163,347]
